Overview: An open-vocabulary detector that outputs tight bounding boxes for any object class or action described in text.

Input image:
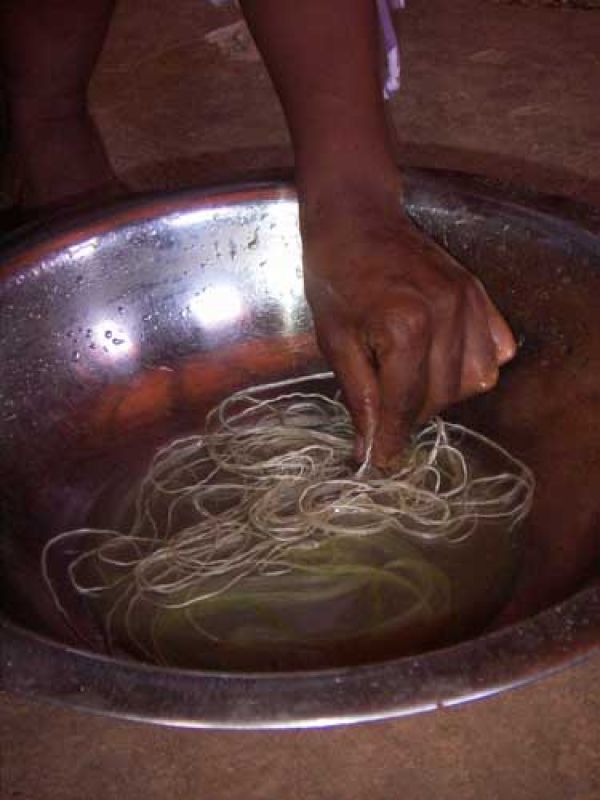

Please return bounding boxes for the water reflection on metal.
[255,203,304,328]
[167,208,216,229]
[92,319,135,359]
[68,237,99,261]
[188,284,245,328]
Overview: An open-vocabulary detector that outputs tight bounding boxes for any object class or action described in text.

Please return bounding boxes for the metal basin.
[1,170,598,728]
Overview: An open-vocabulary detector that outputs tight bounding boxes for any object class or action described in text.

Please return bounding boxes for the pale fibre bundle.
[42,373,534,658]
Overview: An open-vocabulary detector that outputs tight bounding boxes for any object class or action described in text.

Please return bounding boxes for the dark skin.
[0,0,120,208]
[241,0,516,465]
[1,0,516,466]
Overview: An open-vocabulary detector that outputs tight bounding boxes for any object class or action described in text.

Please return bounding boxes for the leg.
[0,0,122,210]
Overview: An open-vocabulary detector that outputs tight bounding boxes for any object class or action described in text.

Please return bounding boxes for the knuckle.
[500,334,517,363]
[381,298,431,344]
[431,275,467,317]
[314,325,347,359]
[473,365,500,394]
[312,308,353,343]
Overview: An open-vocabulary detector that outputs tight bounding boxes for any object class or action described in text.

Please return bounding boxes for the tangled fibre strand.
[42,372,535,663]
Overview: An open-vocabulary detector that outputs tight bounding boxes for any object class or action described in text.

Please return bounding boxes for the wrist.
[297,157,405,237]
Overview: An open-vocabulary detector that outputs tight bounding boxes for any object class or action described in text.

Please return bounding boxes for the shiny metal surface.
[1,170,599,728]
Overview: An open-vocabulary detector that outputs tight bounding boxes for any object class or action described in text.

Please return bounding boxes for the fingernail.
[497,340,517,365]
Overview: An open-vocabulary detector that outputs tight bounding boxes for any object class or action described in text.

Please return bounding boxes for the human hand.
[301,183,516,468]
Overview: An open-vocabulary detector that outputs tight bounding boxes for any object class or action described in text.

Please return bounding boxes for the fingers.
[419,280,512,420]
[479,287,517,365]
[317,279,513,472]
[418,282,465,421]
[307,239,516,471]
[453,280,500,397]
[313,324,379,462]
[367,299,430,467]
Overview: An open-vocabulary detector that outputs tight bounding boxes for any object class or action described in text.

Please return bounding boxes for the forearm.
[238,0,401,213]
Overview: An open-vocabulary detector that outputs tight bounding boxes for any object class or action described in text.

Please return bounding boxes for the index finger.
[368,305,430,468]
[313,324,380,463]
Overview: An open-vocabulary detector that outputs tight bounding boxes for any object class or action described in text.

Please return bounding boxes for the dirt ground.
[1,1,599,798]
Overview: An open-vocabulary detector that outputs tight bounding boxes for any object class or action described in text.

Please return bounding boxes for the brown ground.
[88,0,600,205]
[1,0,599,797]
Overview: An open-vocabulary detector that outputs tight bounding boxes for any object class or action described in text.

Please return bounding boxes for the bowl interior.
[1,173,599,674]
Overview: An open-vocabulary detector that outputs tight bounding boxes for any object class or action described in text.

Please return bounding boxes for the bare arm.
[240,0,515,466]
[239,0,398,207]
